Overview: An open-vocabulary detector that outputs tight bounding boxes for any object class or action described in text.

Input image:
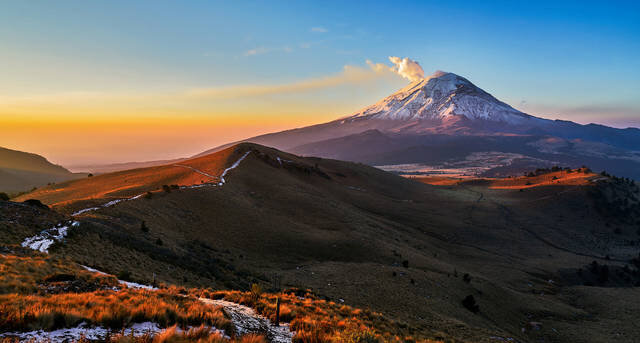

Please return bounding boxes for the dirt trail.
[199,298,293,343]
[173,164,218,179]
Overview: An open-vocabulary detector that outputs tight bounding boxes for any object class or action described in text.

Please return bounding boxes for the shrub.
[88,173,93,177]
[0,192,9,201]
[140,221,149,233]
[22,199,49,210]
[462,295,479,313]
[250,283,262,302]
[462,273,471,283]
[402,260,409,268]
[156,238,164,246]
[144,191,153,199]
[162,185,171,193]
[339,329,381,343]
[117,270,132,281]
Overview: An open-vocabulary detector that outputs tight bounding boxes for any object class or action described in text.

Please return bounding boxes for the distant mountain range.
[0,147,86,194]
[199,71,640,179]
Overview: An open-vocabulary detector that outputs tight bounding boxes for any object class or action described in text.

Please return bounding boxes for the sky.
[1,0,639,166]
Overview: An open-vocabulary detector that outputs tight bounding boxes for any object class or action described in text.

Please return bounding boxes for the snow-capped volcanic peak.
[350,71,533,124]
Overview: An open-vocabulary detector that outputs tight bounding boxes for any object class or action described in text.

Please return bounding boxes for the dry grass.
[13,145,241,210]
[0,252,233,335]
[0,253,118,295]
[415,168,598,189]
[197,289,441,343]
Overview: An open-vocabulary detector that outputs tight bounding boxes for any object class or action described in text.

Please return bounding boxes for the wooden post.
[275,296,281,326]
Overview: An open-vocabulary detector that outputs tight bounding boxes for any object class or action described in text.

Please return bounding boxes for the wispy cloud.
[187,60,400,99]
[311,26,328,33]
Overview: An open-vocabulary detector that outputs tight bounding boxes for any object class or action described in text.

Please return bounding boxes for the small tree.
[463,273,472,283]
[462,295,479,313]
[140,221,149,233]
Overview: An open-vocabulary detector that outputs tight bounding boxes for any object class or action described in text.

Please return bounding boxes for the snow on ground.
[0,321,162,342]
[199,298,293,343]
[81,265,158,290]
[21,221,79,253]
[22,151,253,255]
[219,151,251,185]
[71,193,144,216]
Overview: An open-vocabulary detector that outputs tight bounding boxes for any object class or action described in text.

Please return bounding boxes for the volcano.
[203,71,640,179]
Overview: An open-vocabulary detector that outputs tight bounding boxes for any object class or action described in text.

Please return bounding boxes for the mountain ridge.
[0,147,85,193]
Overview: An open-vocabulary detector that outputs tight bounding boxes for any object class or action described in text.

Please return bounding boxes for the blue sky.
[1,1,639,164]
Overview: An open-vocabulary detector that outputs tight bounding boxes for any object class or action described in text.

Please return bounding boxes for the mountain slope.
[12,143,640,342]
[349,71,537,125]
[197,71,640,179]
[0,147,85,193]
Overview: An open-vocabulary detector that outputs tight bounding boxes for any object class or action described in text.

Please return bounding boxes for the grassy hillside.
[0,247,439,342]
[0,147,85,194]
[10,143,640,342]
[13,145,239,210]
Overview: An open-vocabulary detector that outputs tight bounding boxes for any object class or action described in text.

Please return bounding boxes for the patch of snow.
[71,192,146,216]
[349,71,536,125]
[219,151,251,185]
[0,322,162,342]
[119,280,158,290]
[21,220,79,253]
[199,298,293,343]
[81,265,158,290]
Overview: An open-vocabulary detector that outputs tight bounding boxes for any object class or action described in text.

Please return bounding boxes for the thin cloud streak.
[187,60,400,99]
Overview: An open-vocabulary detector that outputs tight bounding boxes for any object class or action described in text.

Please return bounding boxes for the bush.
[23,199,49,210]
[162,185,171,193]
[117,270,132,281]
[156,238,164,246]
[250,283,262,302]
[462,273,471,283]
[0,192,9,201]
[402,260,409,268]
[140,221,149,233]
[462,295,479,313]
[144,191,153,199]
[339,329,381,343]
